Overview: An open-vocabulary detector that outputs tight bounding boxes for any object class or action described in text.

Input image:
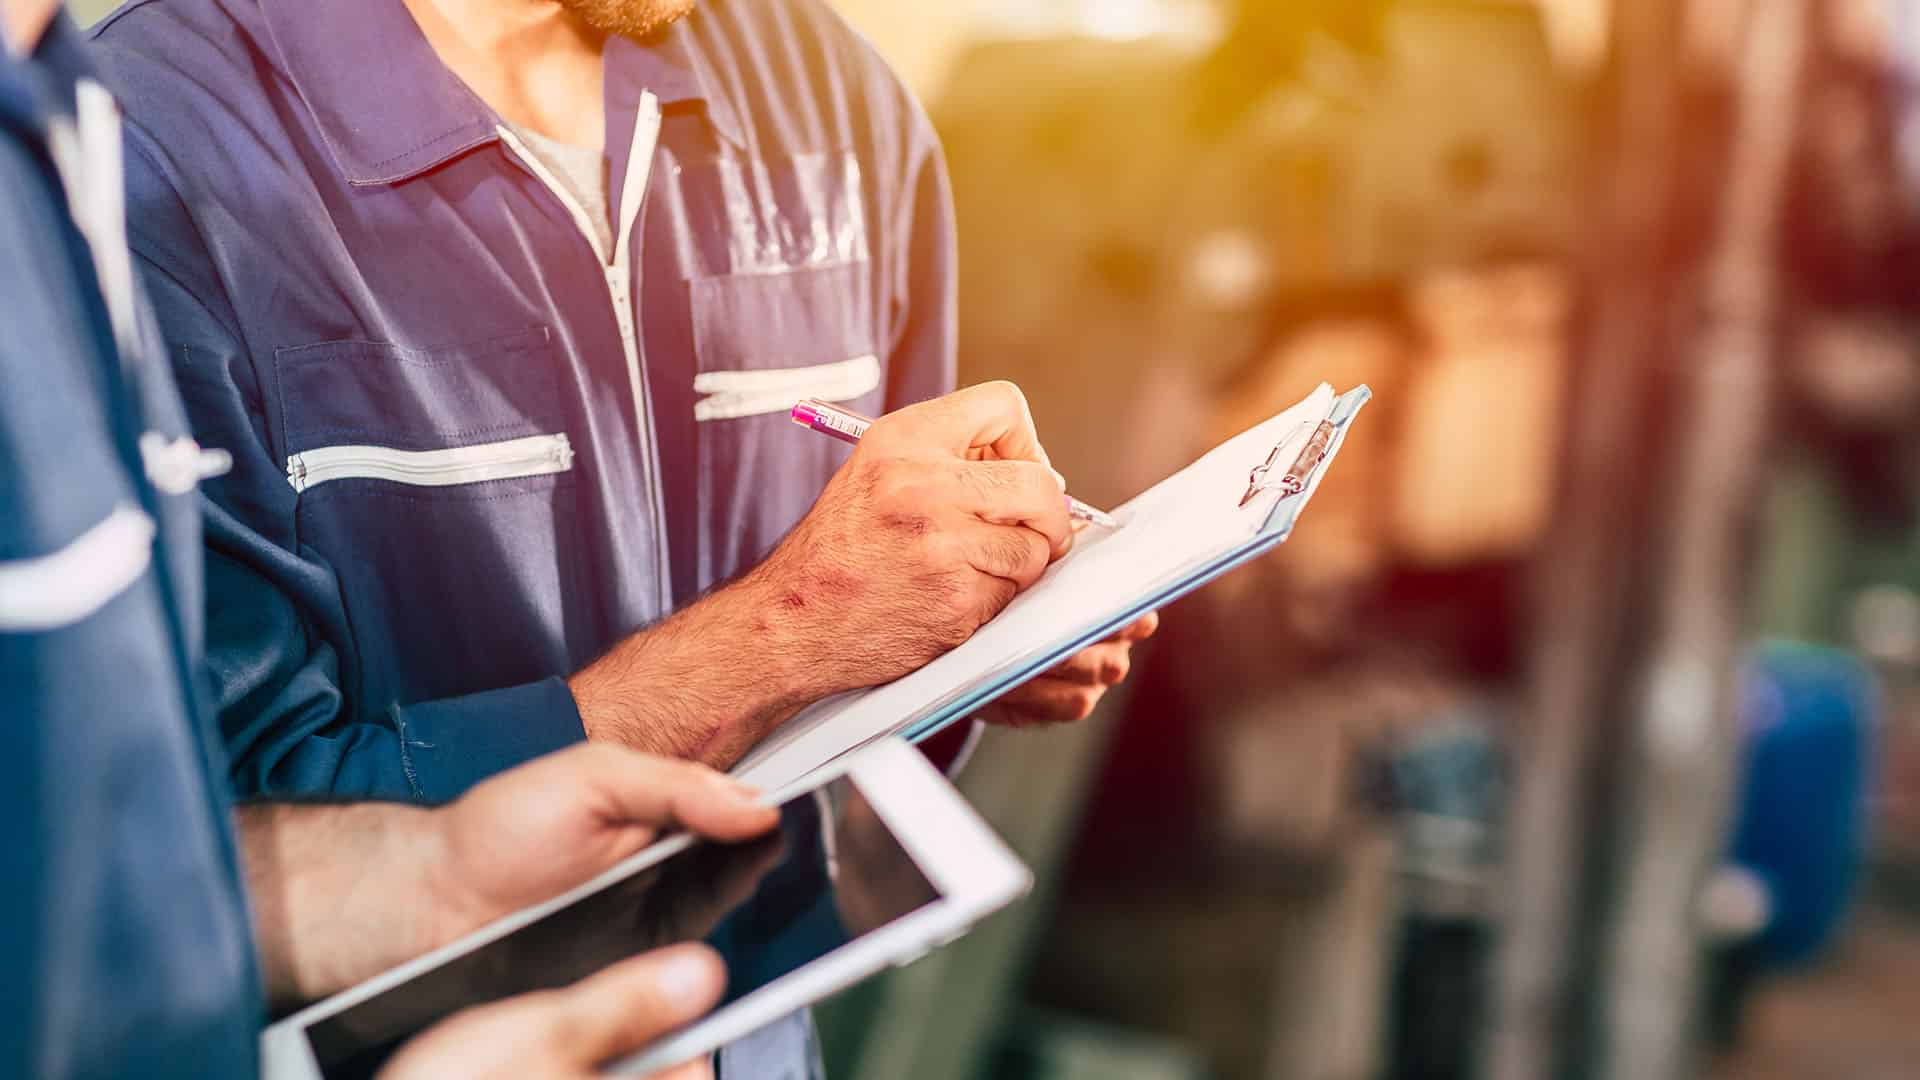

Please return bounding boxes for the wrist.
[322,806,446,998]
[569,567,830,760]
[413,804,491,952]
[240,803,445,1008]
[727,554,842,704]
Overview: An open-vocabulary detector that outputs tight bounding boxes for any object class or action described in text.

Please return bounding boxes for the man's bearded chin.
[556,0,694,40]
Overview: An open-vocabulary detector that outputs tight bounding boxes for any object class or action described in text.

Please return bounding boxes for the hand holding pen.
[574,381,1148,765]
[619,381,1080,764]
[787,387,1153,732]
[793,398,1118,529]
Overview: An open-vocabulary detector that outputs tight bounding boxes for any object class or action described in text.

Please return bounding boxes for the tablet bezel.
[258,737,1030,1079]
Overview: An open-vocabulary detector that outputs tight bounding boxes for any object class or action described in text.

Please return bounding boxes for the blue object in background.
[1728,642,1878,967]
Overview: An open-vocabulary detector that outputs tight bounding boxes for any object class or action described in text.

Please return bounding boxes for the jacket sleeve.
[124,145,585,805]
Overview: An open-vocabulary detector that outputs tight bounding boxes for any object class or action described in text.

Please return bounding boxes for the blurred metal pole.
[1596,0,1807,1077]
[1479,0,1693,1076]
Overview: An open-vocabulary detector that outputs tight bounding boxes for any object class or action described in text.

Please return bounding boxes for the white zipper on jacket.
[286,434,575,494]
[692,353,883,421]
[495,93,669,608]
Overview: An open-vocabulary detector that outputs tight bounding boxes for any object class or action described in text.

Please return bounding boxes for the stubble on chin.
[555,0,695,40]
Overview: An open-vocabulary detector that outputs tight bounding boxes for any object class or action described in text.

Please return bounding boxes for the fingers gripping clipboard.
[734,384,1373,792]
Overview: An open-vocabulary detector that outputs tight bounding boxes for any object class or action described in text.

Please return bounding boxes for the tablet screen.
[302,774,939,1078]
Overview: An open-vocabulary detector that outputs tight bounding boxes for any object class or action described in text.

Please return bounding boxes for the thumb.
[548,944,727,1068]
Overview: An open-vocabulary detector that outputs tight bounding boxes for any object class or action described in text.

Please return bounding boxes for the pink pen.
[792,398,1119,529]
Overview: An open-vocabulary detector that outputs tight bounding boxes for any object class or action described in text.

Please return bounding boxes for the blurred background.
[65,0,1920,1077]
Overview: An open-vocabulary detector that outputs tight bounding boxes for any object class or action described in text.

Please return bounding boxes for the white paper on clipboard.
[733,383,1371,792]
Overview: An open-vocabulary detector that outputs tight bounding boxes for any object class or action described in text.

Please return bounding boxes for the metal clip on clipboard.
[1241,419,1339,508]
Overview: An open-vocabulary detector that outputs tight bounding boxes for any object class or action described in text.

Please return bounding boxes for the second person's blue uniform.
[0,16,260,1076]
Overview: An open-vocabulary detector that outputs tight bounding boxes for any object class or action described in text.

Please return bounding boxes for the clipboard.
[734,384,1373,791]
[901,383,1370,741]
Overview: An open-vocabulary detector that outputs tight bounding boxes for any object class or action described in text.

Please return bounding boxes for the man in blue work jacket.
[88,0,1154,808]
[0,3,791,1075]
[93,1,1153,1071]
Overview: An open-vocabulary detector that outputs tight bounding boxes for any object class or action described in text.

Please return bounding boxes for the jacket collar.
[257,0,746,187]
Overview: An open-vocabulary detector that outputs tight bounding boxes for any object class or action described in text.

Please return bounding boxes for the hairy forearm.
[569,561,836,767]
[238,802,445,1010]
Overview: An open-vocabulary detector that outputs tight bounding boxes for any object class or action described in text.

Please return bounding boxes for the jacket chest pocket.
[680,151,884,586]
[688,262,883,585]
[269,327,581,705]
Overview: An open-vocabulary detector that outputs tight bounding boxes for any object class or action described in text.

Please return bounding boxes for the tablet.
[258,738,1031,1078]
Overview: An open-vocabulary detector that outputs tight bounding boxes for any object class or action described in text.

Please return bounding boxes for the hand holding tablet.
[259,739,1031,1079]
[246,746,779,1014]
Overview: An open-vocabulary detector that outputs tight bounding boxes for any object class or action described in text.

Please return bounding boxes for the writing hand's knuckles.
[980,379,1029,417]
[929,572,998,643]
[861,407,938,452]
[918,533,972,577]
[860,461,919,509]
[956,460,1016,500]
[990,530,1048,582]
[862,410,910,442]
[1009,463,1073,542]
[1007,459,1057,495]
[977,536,1023,585]
[842,454,885,494]
[975,576,1021,626]
[989,382,1052,465]
[993,461,1064,517]
[1010,530,1053,586]
[956,529,1042,586]
[945,379,1020,416]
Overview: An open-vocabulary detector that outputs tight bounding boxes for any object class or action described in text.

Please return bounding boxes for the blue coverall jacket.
[0,16,260,1077]
[89,0,959,806]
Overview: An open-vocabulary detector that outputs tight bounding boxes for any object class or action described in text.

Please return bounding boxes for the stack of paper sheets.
[734,383,1369,792]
